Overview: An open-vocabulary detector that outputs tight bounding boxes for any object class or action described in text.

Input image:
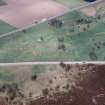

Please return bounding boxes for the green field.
[0,2,105,62]
[0,64,57,85]
[0,64,49,84]
[0,20,16,34]
[56,0,86,8]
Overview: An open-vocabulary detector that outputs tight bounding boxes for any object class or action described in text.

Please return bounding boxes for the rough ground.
[0,64,105,105]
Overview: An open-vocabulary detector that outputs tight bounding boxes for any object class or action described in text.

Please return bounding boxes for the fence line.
[0,0,104,39]
[0,61,105,66]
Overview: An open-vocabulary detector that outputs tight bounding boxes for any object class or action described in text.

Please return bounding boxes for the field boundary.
[0,61,104,66]
[0,0,104,39]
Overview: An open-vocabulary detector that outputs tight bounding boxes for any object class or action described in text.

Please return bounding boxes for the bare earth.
[80,6,96,17]
[0,0,68,28]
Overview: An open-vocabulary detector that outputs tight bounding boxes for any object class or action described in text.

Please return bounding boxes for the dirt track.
[0,0,68,28]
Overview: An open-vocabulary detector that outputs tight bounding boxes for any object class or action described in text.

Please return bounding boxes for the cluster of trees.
[57,37,66,51]
[48,19,63,28]
[0,83,24,101]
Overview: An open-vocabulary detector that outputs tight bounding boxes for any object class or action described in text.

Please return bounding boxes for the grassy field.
[0,2,105,62]
[0,20,16,35]
[56,0,86,8]
[0,64,49,85]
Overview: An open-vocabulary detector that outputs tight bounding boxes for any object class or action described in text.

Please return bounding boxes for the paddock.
[0,0,68,28]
